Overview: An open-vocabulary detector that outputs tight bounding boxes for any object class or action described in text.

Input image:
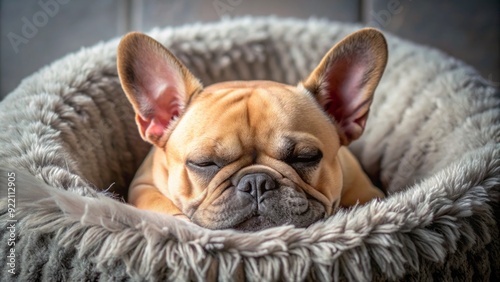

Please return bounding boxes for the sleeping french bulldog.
[117,28,387,231]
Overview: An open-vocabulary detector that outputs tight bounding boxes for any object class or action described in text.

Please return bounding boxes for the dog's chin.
[228,200,325,232]
[231,211,324,232]
[232,215,274,232]
[191,188,327,231]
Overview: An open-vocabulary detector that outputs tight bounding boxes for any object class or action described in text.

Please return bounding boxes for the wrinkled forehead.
[180,81,297,137]
[203,80,296,93]
[193,80,316,120]
[189,81,323,130]
[169,80,339,153]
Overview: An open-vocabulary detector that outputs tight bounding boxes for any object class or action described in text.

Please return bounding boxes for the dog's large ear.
[302,28,388,145]
[117,32,202,146]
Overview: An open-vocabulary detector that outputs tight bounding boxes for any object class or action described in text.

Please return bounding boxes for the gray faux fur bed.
[0,17,499,281]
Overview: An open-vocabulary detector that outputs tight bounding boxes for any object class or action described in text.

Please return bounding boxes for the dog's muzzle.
[191,165,325,231]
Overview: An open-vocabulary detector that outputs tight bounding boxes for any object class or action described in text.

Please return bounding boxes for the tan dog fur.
[117,28,387,230]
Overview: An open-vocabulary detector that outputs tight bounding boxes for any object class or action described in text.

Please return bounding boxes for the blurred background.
[0,0,498,100]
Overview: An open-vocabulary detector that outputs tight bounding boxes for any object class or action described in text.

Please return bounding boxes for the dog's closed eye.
[286,150,323,167]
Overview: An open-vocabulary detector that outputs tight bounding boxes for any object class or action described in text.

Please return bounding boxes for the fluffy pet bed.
[1,17,499,281]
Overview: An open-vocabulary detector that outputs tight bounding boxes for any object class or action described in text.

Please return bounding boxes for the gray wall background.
[1,0,499,101]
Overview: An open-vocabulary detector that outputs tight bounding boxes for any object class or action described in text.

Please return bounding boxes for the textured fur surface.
[0,17,499,281]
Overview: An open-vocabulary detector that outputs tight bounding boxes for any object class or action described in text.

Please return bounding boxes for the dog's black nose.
[237,173,276,198]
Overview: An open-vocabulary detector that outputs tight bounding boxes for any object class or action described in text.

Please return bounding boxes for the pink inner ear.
[133,57,185,142]
[322,57,372,142]
[139,85,182,141]
[144,117,170,140]
[324,59,365,115]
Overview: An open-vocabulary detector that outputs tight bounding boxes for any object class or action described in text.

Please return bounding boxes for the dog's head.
[117,29,387,230]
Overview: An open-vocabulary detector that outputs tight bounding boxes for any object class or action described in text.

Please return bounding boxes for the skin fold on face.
[161,81,344,231]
